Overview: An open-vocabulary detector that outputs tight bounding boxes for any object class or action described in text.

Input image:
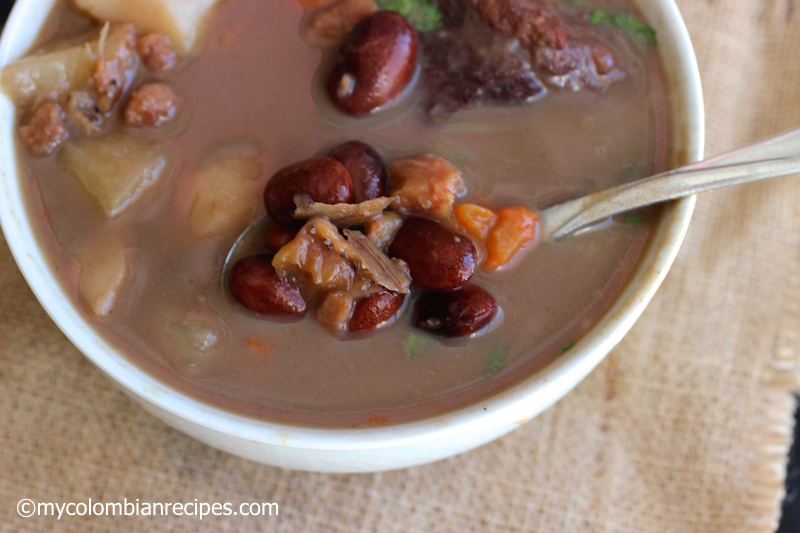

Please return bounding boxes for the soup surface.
[6,0,666,426]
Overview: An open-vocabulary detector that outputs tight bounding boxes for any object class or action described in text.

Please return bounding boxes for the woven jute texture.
[2,0,800,531]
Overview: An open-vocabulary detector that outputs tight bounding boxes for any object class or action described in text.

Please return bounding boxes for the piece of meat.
[364,211,403,251]
[477,47,546,100]
[123,82,179,127]
[66,90,102,134]
[473,0,570,49]
[292,194,393,228]
[421,29,545,119]
[473,0,624,91]
[436,0,468,27]
[533,41,624,91]
[421,29,480,118]
[388,153,465,220]
[272,217,356,292]
[94,24,138,113]
[588,43,617,75]
[136,33,177,72]
[18,100,68,157]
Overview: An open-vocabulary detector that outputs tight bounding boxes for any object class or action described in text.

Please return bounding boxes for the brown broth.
[14,0,666,427]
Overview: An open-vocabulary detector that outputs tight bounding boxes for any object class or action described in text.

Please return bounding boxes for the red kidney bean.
[388,216,476,289]
[228,255,307,317]
[327,11,419,116]
[328,140,387,201]
[263,157,353,225]
[263,223,300,253]
[349,290,405,333]
[414,285,498,337]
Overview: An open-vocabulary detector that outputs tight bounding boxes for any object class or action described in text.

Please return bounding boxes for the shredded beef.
[436,0,468,28]
[421,29,545,119]
[533,42,624,91]
[420,0,627,119]
[473,0,570,49]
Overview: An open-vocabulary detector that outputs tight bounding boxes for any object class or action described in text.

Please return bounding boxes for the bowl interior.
[0,0,703,465]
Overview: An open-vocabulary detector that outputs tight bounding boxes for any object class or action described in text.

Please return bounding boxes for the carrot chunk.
[484,206,538,270]
[453,203,498,241]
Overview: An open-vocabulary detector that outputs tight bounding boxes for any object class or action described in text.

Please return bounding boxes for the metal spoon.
[543,125,800,239]
[224,125,800,278]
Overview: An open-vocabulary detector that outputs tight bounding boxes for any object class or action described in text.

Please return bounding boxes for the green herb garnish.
[376,0,443,31]
[588,9,657,46]
[405,331,431,359]
[624,214,644,225]
[487,344,505,377]
[588,8,608,24]
[560,341,576,352]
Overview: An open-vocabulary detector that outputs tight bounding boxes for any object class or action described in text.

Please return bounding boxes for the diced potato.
[484,206,538,271]
[453,203,498,241]
[158,313,224,377]
[61,132,173,217]
[1,43,97,108]
[189,144,263,238]
[77,235,128,317]
[388,154,464,220]
[171,319,221,353]
[74,0,222,53]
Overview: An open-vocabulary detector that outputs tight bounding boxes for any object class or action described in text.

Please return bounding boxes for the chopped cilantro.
[375,0,443,32]
[588,9,608,24]
[624,214,644,225]
[487,344,505,377]
[588,9,657,46]
[405,331,431,359]
[560,341,575,352]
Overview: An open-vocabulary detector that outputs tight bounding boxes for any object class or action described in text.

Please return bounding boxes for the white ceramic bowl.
[0,0,703,472]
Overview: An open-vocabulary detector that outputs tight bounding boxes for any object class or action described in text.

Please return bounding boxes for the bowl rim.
[0,0,704,454]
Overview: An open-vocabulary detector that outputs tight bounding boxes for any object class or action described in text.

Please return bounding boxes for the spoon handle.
[542,126,800,240]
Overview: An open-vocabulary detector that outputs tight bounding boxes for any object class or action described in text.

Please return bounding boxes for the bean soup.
[3,0,667,426]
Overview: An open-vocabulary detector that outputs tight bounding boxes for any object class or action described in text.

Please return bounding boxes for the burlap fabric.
[2,0,800,530]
